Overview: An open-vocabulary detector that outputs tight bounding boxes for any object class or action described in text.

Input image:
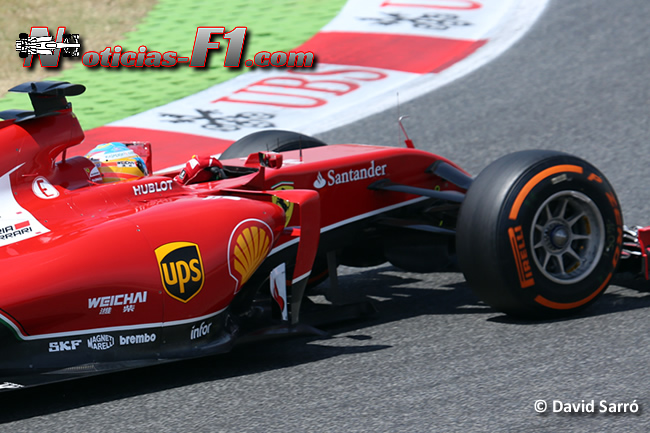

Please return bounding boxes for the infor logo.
[155,242,205,303]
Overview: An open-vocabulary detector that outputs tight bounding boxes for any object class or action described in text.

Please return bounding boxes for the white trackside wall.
[81,0,548,171]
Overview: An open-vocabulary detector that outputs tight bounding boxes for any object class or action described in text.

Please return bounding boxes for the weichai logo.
[155,242,205,302]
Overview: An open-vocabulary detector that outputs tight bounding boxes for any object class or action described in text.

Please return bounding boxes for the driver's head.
[86,142,148,183]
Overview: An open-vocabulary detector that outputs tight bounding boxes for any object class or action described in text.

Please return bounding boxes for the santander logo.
[313,172,326,189]
[313,160,388,189]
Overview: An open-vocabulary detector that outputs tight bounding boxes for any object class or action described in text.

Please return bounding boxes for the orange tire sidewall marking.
[508,226,535,288]
[505,163,619,310]
[508,165,584,221]
[587,173,603,183]
[534,273,612,310]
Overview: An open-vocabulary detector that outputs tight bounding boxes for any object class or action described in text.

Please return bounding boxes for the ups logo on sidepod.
[155,242,205,302]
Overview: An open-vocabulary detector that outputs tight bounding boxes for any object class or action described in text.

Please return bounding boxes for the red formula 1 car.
[0,82,641,390]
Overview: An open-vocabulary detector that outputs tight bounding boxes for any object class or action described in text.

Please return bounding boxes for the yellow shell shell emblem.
[228,219,274,291]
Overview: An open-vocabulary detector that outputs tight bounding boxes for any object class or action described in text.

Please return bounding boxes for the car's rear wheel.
[219,130,326,160]
[456,150,623,319]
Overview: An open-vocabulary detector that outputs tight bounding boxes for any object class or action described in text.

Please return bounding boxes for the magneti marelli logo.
[16,27,81,67]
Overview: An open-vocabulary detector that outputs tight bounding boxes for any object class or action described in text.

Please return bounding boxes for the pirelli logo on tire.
[155,242,205,303]
[508,225,535,288]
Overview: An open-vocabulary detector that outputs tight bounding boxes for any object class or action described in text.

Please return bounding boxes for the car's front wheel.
[456,150,623,318]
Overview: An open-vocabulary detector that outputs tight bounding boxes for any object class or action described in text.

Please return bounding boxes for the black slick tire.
[456,150,623,318]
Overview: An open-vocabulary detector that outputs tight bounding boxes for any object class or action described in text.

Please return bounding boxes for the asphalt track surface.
[2,0,650,431]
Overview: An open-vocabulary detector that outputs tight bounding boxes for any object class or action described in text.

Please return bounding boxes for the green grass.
[1,0,345,130]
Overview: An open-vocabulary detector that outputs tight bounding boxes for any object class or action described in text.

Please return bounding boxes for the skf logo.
[155,242,205,302]
[228,219,273,293]
[49,340,81,352]
[508,225,535,288]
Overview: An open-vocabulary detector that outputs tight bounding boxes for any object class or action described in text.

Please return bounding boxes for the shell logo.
[228,219,274,292]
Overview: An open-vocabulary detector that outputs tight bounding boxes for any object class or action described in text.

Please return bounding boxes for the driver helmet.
[85,142,148,183]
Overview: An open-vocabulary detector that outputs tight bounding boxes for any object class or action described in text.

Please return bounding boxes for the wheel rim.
[529,190,605,285]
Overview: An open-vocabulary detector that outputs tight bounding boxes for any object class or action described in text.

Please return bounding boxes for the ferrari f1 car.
[0,82,644,389]
[15,33,81,59]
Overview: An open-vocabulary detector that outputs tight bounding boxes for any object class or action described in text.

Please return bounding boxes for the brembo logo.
[120,333,157,346]
[155,242,205,302]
